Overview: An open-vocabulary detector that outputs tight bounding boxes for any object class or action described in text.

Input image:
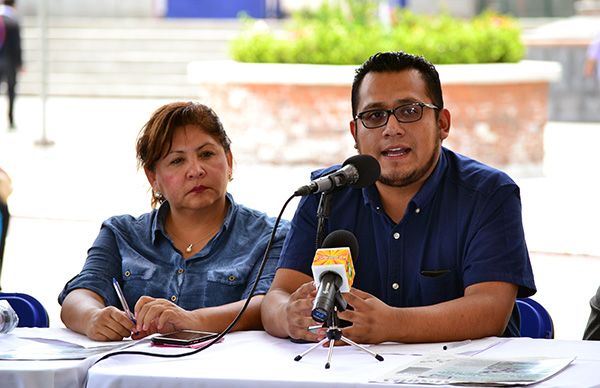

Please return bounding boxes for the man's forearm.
[384,282,517,343]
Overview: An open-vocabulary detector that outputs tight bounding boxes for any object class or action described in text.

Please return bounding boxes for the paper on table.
[372,352,575,386]
[0,328,138,360]
[369,337,506,356]
[13,327,132,348]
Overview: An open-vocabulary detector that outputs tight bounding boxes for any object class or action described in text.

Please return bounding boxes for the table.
[86,331,600,388]
[0,327,130,388]
[3,328,600,388]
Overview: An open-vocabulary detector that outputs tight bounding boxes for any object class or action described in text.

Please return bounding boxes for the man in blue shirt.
[261,51,536,344]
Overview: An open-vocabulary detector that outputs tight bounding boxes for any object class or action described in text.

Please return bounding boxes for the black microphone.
[311,230,359,323]
[294,155,380,197]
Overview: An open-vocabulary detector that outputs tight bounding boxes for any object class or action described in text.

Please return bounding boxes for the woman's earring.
[228,171,233,182]
[154,190,163,199]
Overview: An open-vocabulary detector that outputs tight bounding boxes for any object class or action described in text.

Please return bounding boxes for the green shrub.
[229,1,524,65]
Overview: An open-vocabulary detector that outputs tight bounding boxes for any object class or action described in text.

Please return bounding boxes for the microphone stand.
[294,292,384,369]
[315,191,332,249]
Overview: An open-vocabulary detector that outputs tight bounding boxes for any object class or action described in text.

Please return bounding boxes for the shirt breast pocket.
[419,268,457,305]
[122,255,157,280]
[122,255,158,296]
[206,266,250,306]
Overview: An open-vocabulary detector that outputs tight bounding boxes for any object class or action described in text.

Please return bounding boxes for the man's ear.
[350,119,358,148]
[438,108,451,141]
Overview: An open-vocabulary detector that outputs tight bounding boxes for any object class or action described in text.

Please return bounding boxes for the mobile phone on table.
[151,330,218,346]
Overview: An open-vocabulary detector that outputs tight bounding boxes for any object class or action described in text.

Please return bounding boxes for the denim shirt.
[279,147,536,336]
[58,193,289,311]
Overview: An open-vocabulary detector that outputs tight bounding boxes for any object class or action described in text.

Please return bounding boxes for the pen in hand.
[112,278,137,325]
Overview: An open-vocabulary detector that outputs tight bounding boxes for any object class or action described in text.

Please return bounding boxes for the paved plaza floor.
[0,96,599,340]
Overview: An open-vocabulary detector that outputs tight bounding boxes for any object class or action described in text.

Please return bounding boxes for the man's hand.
[284,281,326,341]
[336,288,395,344]
[261,268,322,340]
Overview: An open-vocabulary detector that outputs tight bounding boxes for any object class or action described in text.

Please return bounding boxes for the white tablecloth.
[3,328,600,388]
[87,331,600,388]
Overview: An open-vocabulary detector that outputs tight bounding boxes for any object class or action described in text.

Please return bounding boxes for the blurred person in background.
[583,286,600,340]
[0,166,11,291]
[584,32,600,82]
[0,0,22,130]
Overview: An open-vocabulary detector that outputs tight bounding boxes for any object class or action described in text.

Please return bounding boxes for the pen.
[442,339,471,350]
[112,278,136,324]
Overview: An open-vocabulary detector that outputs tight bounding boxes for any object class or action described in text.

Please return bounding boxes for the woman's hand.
[85,306,135,341]
[133,296,194,338]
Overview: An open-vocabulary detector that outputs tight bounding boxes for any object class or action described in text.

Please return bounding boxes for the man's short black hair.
[351,51,444,117]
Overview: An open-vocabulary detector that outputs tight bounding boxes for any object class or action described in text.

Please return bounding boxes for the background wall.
[528,43,600,122]
[523,16,600,122]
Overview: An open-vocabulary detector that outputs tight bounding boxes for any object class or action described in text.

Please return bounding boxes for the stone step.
[23,60,188,75]
[27,39,230,53]
[19,83,202,98]
[19,73,202,98]
[25,50,225,65]
[19,17,245,98]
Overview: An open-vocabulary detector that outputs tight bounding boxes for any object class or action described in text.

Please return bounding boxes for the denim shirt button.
[177,268,184,274]
[228,275,236,282]
[124,270,131,277]
[170,295,177,302]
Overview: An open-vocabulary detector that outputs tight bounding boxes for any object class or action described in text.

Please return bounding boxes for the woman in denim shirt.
[58,102,289,341]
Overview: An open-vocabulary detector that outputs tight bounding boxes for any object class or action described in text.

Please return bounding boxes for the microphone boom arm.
[315,191,332,250]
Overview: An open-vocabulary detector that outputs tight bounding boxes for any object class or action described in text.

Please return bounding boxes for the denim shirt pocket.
[419,268,456,305]
[121,255,158,302]
[206,266,250,306]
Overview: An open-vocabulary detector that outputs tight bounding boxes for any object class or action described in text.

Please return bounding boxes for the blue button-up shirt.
[279,147,536,336]
[58,193,289,311]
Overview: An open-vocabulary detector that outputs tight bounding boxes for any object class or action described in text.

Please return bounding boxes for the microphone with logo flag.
[311,230,358,323]
[295,229,384,367]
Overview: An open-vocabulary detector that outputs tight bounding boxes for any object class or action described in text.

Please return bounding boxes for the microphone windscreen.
[342,154,381,188]
[321,230,359,261]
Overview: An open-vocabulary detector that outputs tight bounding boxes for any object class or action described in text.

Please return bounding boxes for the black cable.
[93,193,297,364]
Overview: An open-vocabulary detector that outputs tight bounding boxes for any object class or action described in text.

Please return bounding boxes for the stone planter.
[188,60,561,174]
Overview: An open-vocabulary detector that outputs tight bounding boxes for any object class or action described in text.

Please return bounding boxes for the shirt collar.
[410,147,447,210]
[360,147,448,212]
[151,202,170,245]
[151,192,237,245]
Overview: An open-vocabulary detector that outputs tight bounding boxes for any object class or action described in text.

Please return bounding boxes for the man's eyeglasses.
[354,102,439,129]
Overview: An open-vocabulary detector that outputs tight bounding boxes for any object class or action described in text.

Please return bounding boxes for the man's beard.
[378,138,441,188]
